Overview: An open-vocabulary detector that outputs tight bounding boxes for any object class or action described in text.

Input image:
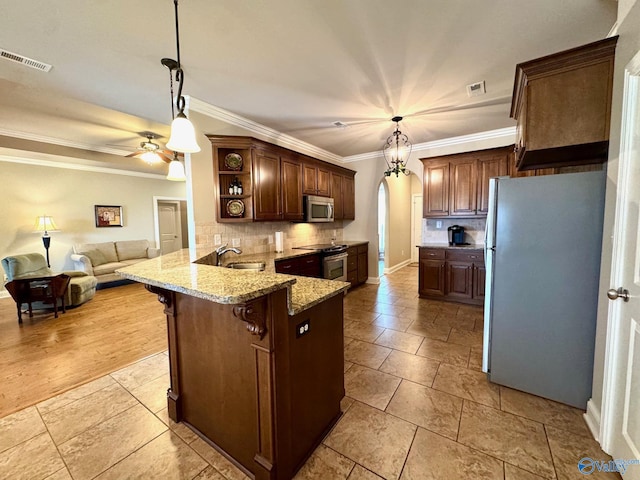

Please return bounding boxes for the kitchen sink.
[226,262,266,271]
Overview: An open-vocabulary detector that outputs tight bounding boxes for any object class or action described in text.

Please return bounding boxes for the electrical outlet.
[436,221,443,229]
[214,234,222,245]
[232,238,241,247]
[268,234,274,244]
[296,319,310,338]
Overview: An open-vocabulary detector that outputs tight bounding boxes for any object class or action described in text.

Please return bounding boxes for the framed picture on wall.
[95,205,123,227]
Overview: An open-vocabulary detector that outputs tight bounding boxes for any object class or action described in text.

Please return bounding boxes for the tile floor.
[0,266,619,480]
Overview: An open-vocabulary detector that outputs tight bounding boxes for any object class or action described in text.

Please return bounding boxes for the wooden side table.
[5,274,71,324]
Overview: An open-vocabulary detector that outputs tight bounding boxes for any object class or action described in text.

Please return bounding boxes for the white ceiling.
[0,0,617,171]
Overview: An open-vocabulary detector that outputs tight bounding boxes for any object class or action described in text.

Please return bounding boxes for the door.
[600,52,640,473]
[158,201,182,255]
[411,194,423,263]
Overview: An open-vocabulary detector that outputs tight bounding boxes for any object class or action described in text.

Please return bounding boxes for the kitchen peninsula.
[117,249,350,480]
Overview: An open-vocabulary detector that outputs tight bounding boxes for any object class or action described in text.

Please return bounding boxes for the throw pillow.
[80,249,108,267]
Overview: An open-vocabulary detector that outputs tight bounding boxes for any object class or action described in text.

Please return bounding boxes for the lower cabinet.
[419,247,484,305]
[347,243,368,287]
[274,253,321,278]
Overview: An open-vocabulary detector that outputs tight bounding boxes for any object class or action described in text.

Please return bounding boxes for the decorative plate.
[224,153,243,170]
[226,199,245,217]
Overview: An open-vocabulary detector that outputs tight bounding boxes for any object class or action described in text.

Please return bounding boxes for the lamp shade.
[167,159,186,181]
[166,113,201,153]
[34,215,59,233]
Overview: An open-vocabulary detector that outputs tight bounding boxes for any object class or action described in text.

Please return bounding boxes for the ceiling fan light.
[140,151,163,164]
[166,112,201,153]
[167,158,186,181]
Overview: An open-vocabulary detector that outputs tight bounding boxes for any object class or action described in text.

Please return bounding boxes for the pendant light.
[167,152,187,181]
[383,116,412,177]
[163,0,200,154]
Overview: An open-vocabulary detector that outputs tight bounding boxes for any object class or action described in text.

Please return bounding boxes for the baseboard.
[584,398,601,441]
[0,290,9,299]
[384,259,413,275]
[365,277,380,285]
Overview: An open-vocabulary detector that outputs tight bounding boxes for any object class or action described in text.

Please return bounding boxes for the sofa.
[71,240,160,286]
[2,252,98,307]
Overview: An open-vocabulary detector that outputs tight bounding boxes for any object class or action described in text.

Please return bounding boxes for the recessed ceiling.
[0,0,617,165]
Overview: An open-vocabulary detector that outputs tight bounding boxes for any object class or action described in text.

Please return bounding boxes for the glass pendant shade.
[166,112,201,153]
[167,159,186,181]
[383,116,412,177]
[140,151,163,164]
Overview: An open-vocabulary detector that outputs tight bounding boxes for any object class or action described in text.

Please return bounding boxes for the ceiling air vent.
[466,81,486,97]
[1,48,52,72]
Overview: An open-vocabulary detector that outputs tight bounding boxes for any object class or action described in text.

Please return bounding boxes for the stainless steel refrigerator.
[482,170,605,409]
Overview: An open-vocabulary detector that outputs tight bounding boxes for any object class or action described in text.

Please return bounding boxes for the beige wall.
[0,160,186,277]
[384,174,413,269]
[591,1,640,417]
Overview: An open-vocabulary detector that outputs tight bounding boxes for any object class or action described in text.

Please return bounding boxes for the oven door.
[323,253,348,281]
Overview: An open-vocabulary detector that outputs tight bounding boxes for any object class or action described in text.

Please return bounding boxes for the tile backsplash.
[195,221,344,255]
[422,218,486,245]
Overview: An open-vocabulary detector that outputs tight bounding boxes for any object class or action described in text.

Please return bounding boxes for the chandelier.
[383,116,412,177]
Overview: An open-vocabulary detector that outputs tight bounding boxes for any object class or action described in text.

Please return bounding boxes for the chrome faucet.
[215,244,242,266]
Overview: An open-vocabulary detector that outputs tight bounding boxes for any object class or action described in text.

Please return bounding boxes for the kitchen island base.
[146,285,345,480]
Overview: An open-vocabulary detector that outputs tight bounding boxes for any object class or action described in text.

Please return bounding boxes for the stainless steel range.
[293,244,348,281]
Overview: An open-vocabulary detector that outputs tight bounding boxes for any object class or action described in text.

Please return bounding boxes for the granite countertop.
[417,243,484,250]
[116,249,350,316]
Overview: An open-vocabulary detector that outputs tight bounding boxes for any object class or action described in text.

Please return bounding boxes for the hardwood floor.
[0,283,166,418]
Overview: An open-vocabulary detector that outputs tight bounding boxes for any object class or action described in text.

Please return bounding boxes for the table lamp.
[34,215,59,267]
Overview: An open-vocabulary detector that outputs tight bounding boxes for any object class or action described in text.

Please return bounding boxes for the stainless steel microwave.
[304,195,334,222]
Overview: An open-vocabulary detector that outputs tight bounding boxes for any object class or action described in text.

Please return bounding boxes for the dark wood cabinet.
[477,153,509,214]
[303,161,330,197]
[281,157,303,221]
[422,160,449,217]
[357,245,368,284]
[422,146,511,218]
[210,136,356,223]
[331,171,356,221]
[211,137,254,223]
[274,253,321,278]
[511,36,617,171]
[418,249,446,298]
[473,264,486,302]
[253,149,282,221]
[331,173,343,220]
[346,243,368,287]
[342,175,355,220]
[419,247,484,305]
[449,158,477,217]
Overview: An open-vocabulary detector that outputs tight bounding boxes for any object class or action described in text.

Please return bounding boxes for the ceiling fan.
[126,133,176,164]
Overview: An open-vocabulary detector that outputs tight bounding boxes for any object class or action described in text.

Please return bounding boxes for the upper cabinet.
[303,160,331,196]
[511,36,618,171]
[422,146,511,218]
[330,170,356,220]
[209,135,355,223]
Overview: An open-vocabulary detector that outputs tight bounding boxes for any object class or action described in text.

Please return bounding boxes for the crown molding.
[342,126,517,163]
[0,127,131,156]
[188,97,343,163]
[0,152,169,180]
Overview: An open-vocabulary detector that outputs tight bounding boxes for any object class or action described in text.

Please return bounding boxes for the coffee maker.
[448,225,467,246]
